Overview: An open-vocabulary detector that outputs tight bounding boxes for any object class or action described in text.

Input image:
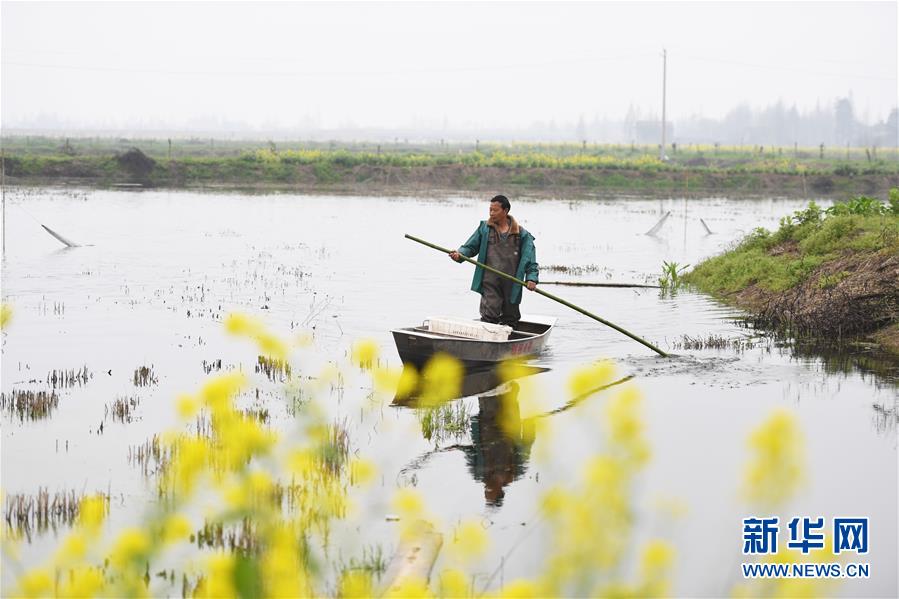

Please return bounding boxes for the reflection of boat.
[390,316,556,369]
[392,363,549,407]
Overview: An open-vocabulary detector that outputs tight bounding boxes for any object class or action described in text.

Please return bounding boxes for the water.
[1,188,896,597]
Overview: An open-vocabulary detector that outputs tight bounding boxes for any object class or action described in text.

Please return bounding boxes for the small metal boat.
[391,315,556,369]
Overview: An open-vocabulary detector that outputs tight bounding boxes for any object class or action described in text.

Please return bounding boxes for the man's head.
[488,194,511,223]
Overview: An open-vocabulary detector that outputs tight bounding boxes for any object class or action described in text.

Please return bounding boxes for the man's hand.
[449,251,462,262]
[526,281,537,291]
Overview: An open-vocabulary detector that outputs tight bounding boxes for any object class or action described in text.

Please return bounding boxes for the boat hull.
[391,317,555,369]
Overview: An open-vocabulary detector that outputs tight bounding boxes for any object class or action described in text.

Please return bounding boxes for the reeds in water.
[672,334,762,351]
[106,395,140,423]
[0,389,60,421]
[46,366,90,388]
[256,355,291,382]
[133,365,158,387]
[3,488,110,538]
[128,434,172,476]
[194,517,260,554]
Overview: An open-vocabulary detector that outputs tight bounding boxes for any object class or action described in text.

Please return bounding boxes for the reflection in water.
[462,381,535,507]
[395,362,635,506]
[391,362,549,406]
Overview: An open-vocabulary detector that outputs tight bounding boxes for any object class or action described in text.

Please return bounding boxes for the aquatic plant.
[3,489,110,539]
[0,389,60,421]
[132,365,158,387]
[47,366,90,388]
[107,396,141,424]
[658,260,690,293]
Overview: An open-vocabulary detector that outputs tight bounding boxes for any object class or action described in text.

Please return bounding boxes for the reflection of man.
[463,381,536,506]
[449,195,539,328]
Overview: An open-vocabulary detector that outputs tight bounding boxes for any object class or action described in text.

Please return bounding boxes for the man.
[449,195,538,327]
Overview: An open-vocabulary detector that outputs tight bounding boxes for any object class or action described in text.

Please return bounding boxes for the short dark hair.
[490,194,511,212]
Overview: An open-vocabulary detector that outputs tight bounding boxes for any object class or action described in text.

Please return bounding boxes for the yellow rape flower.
[176,394,200,420]
[261,527,306,597]
[58,566,105,599]
[200,372,246,415]
[162,514,192,545]
[640,538,675,579]
[56,531,88,563]
[77,494,108,535]
[288,448,316,478]
[418,353,463,407]
[498,579,542,598]
[351,338,380,369]
[604,387,650,466]
[196,553,236,599]
[438,568,469,597]
[743,409,805,507]
[349,457,377,486]
[373,365,420,398]
[224,312,258,336]
[392,488,424,519]
[18,568,53,598]
[567,360,615,398]
[109,528,150,568]
[449,520,489,563]
[0,304,11,329]
[340,570,374,598]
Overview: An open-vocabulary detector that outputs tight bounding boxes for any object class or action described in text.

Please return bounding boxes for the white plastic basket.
[426,317,512,341]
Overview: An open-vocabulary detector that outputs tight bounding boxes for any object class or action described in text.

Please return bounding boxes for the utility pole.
[660,48,667,161]
[1,148,5,259]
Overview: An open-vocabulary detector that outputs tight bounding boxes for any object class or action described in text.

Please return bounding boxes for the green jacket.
[457,218,539,305]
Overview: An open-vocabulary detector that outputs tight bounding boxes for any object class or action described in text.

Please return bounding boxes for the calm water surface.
[2,188,896,597]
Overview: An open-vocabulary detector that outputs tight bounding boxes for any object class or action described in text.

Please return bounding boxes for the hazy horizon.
[2,1,897,138]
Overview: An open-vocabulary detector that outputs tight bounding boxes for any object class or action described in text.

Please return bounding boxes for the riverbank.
[3,138,898,196]
[684,191,899,356]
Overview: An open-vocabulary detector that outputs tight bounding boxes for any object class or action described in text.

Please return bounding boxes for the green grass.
[685,190,899,294]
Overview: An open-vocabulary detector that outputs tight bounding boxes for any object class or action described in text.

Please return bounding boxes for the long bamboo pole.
[405,233,669,357]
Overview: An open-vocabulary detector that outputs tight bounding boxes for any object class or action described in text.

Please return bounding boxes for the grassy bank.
[2,136,898,195]
[684,190,899,354]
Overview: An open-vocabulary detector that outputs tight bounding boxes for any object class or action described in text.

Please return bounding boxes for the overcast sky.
[2,1,896,130]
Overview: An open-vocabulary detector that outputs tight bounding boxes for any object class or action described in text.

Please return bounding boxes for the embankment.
[684,193,899,355]
[3,149,898,197]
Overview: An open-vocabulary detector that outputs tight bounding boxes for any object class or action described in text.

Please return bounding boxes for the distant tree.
[834,97,855,145]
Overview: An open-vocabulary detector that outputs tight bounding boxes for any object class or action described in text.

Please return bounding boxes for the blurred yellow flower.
[162,514,192,545]
[109,528,150,568]
[200,372,246,414]
[744,409,805,506]
[349,457,377,486]
[77,494,108,534]
[419,353,463,407]
[351,339,380,369]
[640,538,675,578]
[498,579,541,598]
[568,360,615,398]
[18,568,53,597]
[55,531,87,563]
[438,568,469,597]
[176,393,199,420]
[0,303,11,329]
[340,570,374,598]
[392,488,425,520]
[58,566,105,599]
[197,553,236,599]
[449,520,489,563]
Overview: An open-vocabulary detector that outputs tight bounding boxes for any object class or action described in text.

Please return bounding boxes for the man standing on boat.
[449,195,538,327]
